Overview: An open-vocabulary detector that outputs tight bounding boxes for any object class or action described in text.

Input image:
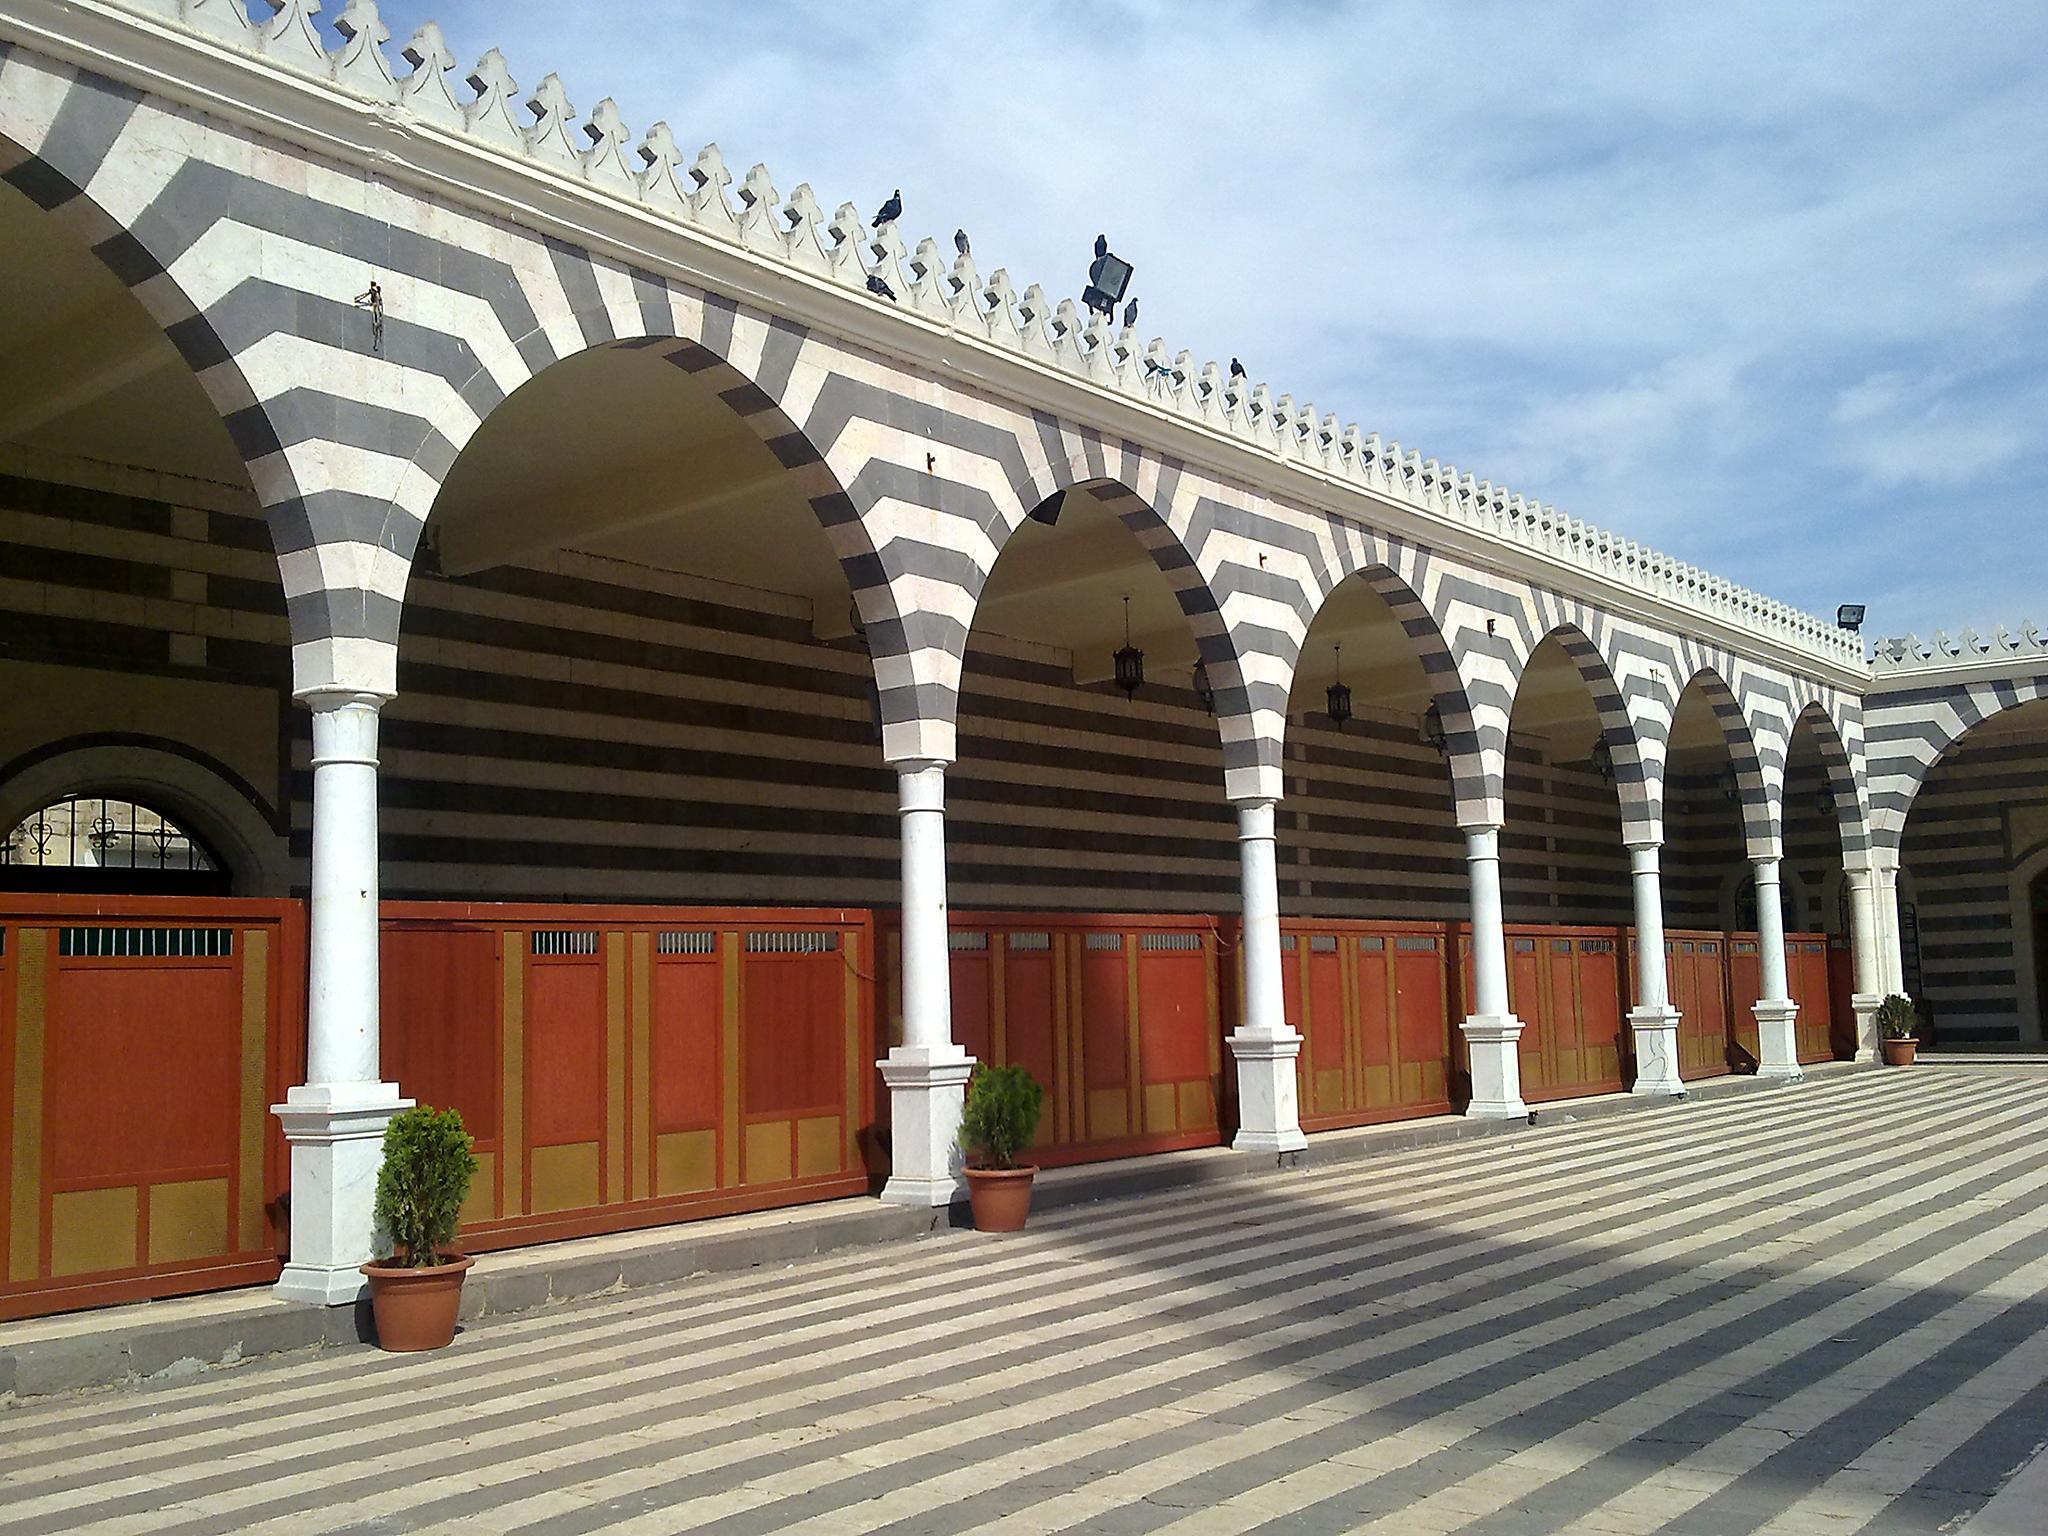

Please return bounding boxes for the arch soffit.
[1785,698,1872,858]
[1506,621,1655,834]
[1871,678,2048,852]
[1663,664,1777,855]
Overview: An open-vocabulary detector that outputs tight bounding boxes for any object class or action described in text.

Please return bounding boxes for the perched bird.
[1094,233,1108,259]
[1229,357,1247,380]
[872,189,902,228]
[1122,298,1138,329]
[954,228,971,257]
[865,273,897,302]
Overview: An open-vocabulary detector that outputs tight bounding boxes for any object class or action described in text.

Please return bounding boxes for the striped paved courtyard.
[5,1067,2048,1535]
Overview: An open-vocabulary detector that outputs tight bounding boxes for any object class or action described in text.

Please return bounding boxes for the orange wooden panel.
[1078,946,1128,1092]
[1137,949,1212,1085]
[1546,941,1582,1056]
[950,950,993,1065]
[1001,945,1058,1090]
[650,956,720,1133]
[1280,943,1304,1032]
[46,963,237,1184]
[1577,944,1623,1057]
[1355,941,1394,1070]
[742,951,844,1117]
[381,927,500,1141]
[1393,939,1447,1068]
[1306,945,1345,1074]
[525,959,608,1146]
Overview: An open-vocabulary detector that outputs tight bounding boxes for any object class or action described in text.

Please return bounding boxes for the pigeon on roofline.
[1229,357,1247,379]
[866,273,897,302]
[1094,233,1108,259]
[1122,298,1138,329]
[954,228,970,256]
[872,189,902,228]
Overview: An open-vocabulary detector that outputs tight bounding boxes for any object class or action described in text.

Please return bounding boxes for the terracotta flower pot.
[1881,1037,1918,1067]
[964,1165,1038,1232]
[361,1254,474,1351]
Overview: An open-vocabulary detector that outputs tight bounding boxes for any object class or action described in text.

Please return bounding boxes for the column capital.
[296,686,394,711]
[895,759,947,814]
[1751,851,1784,880]
[1458,817,1506,837]
[1624,833,1665,853]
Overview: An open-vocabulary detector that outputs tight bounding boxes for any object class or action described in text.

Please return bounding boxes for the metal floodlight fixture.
[1325,644,1353,731]
[1113,595,1145,700]
[1192,656,1215,715]
[1420,701,1449,757]
[1836,603,1866,633]
[1083,241,1134,319]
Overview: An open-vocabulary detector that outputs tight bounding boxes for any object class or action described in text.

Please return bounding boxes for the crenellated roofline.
[3,0,1870,683]
[1870,622,2048,686]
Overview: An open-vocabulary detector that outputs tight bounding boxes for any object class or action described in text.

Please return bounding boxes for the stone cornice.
[2,0,1870,690]
[1869,622,2048,692]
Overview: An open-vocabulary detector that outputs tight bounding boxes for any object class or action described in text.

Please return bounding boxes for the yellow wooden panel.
[1401,1063,1426,1103]
[1362,1064,1394,1107]
[656,1129,717,1195]
[605,932,627,1205]
[529,1141,601,1215]
[744,1121,792,1185]
[1177,1079,1216,1131]
[841,930,862,1169]
[50,1186,137,1278]
[501,937,526,1217]
[721,933,742,1187]
[630,933,652,1204]
[9,929,47,1282]
[236,929,270,1252]
[1419,1061,1446,1100]
[1593,1045,1620,1081]
[797,1115,843,1179]
[1143,1082,1178,1135]
[1087,1088,1128,1141]
[148,1178,229,1266]
[460,1151,498,1225]
[1315,1068,1345,1115]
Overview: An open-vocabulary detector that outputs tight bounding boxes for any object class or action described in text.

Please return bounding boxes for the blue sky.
[367,1,2048,643]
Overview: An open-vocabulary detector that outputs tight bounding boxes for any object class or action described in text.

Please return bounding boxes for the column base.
[1227,1027,1308,1154]
[1459,1013,1529,1119]
[1753,999,1802,1080]
[1628,1006,1685,1097]
[1850,991,1882,1063]
[270,1082,411,1307]
[877,1045,975,1206]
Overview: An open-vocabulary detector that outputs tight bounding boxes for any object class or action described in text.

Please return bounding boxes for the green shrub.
[1874,994,1922,1041]
[961,1064,1046,1171]
[373,1105,478,1267]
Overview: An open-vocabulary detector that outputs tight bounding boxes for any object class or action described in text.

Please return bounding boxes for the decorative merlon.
[100,0,1861,670]
[1872,622,2048,676]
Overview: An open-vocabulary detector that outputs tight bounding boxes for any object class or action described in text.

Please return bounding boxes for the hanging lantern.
[1722,762,1741,804]
[1591,735,1615,783]
[1192,656,1215,714]
[1420,701,1448,756]
[1814,784,1837,820]
[1325,643,1352,730]
[1113,595,1144,700]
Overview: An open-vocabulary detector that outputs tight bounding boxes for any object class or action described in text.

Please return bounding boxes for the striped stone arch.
[1784,698,1871,860]
[1284,528,1492,826]
[1505,619,1657,845]
[1865,672,2048,854]
[1659,665,1776,858]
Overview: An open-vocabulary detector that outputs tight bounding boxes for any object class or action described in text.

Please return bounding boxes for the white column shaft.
[879,761,973,1206]
[1459,825,1527,1119]
[1846,865,1883,1061]
[1751,856,1801,1080]
[1228,800,1306,1155]
[1627,841,1684,1097]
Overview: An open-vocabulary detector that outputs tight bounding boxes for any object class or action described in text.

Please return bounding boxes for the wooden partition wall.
[0,895,300,1322]
[380,903,876,1251]
[882,912,1228,1167]
[1279,919,1457,1131]
[1728,933,1837,1066]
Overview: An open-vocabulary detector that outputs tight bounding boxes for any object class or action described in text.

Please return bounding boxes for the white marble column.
[878,760,974,1204]
[1228,799,1307,1155]
[1845,863,1882,1061]
[1750,854,1801,1080]
[1873,857,1907,998]
[1460,823,1528,1118]
[273,691,409,1306]
[1627,839,1685,1097]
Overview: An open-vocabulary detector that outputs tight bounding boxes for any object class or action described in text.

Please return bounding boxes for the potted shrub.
[361,1105,479,1351]
[1875,994,1922,1066]
[960,1064,1046,1232]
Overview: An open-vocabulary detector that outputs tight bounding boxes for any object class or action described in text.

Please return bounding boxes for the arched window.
[1,794,227,894]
